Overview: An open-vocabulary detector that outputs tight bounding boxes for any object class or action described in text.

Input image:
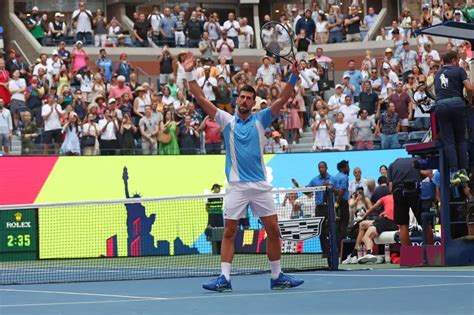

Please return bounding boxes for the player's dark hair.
[377,176,388,185]
[442,51,458,64]
[337,160,349,171]
[239,85,257,100]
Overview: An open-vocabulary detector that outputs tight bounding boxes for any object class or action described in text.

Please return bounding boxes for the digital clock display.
[0,209,38,257]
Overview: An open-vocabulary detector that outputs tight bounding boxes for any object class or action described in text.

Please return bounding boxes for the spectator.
[291,8,301,33]
[238,17,254,49]
[60,112,81,156]
[8,69,28,128]
[341,74,356,101]
[20,111,38,155]
[178,115,200,154]
[159,7,177,47]
[0,97,13,155]
[198,65,218,104]
[296,9,316,41]
[349,167,368,196]
[420,4,433,27]
[216,31,235,67]
[407,19,420,39]
[139,105,159,155]
[185,11,204,48]
[344,5,362,42]
[199,32,215,60]
[215,76,232,113]
[98,108,119,155]
[339,95,359,125]
[42,94,64,155]
[375,27,388,41]
[399,8,412,29]
[443,2,454,22]
[311,111,332,151]
[174,11,186,48]
[413,80,433,131]
[371,176,390,205]
[222,12,240,48]
[333,160,350,247]
[285,93,304,144]
[57,41,71,69]
[115,53,133,83]
[161,86,175,110]
[107,18,122,44]
[272,131,288,153]
[120,113,137,155]
[32,53,49,77]
[216,57,231,83]
[314,11,328,45]
[399,40,418,82]
[387,20,405,39]
[327,5,344,43]
[363,7,378,28]
[95,49,112,82]
[331,112,351,151]
[353,109,375,150]
[71,41,88,74]
[133,13,151,47]
[49,13,67,45]
[199,115,222,154]
[388,81,413,132]
[149,6,162,44]
[232,62,255,86]
[256,56,277,86]
[157,46,174,88]
[295,29,311,62]
[24,7,46,45]
[205,184,224,253]
[343,60,363,102]
[82,112,100,155]
[382,61,400,86]
[327,84,345,122]
[377,101,400,149]
[25,77,44,126]
[204,13,222,45]
[379,165,388,178]
[358,81,378,117]
[158,110,179,155]
[72,2,94,46]
[368,68,382,93]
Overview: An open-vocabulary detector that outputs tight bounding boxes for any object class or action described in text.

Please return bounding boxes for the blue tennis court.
[1,267,473,315]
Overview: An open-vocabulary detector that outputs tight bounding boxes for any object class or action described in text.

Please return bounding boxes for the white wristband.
[185,71,195,82]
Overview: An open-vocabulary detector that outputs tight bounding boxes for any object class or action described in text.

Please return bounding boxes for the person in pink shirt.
[109,75,132,100]
[72,41,89,74]
[198,115,222,154]
[216,31,235,66]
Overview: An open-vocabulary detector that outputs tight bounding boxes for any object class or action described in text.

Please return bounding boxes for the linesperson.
[183,52,303,292]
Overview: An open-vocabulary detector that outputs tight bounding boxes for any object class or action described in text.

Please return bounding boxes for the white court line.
[0,288,166,300]
[290,273,474,278]
[0,282,473,308]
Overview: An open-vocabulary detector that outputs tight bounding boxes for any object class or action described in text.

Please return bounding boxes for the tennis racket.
[260,21,312,84]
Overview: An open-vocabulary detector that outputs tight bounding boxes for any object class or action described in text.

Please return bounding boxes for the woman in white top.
[375,27,388,41]
[90,73,106,104]
[315,12,328,44]
[61,112,82,156]
[312,112,333,151]
[107,18,122,44]
[216,57,231,84]
[176,53,187,93]
[82,112,100,155]
[161,86,175,110]
[133,87,147,119]
[331,112,351,151]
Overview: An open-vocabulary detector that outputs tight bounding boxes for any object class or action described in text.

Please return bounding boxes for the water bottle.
[357,245,363,259]
[362,244,367,257]
[384,244,391,263]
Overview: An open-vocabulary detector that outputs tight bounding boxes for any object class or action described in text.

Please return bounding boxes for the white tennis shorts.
[224,181,277,220]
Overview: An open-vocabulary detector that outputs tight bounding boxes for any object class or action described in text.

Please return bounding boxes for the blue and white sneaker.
[202,275,232,292]
[270,273,304,290]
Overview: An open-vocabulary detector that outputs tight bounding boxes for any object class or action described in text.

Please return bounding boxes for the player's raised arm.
[271,61,299,116]
[183,52,218,119]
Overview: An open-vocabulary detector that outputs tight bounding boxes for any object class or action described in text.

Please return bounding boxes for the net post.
[326,186,339,271]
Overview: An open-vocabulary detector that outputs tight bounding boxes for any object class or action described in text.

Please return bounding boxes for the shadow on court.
[0,268,473,315]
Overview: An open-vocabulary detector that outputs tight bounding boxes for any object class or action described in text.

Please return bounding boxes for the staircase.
[288,129,314,153]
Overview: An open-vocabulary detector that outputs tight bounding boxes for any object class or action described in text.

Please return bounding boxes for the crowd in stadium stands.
[0,1,473,155]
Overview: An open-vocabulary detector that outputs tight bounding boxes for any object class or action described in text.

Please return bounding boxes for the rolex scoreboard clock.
[0,209,38,261]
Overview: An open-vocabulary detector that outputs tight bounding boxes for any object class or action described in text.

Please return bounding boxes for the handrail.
[135,66,152,84]
[10,40,32,67]
[363,8,388,42]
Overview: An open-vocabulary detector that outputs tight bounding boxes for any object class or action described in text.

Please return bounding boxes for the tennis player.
[183,52,304,292]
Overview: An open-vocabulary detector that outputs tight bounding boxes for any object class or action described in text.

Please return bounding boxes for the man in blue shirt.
[184,51,303,292]
[159,7,177,47]
[307,161,332,257]
[295,9,316,41]
[434,51,473,184]
[343,60,363,102]
[96,49,113,82]
[332,160,350,249]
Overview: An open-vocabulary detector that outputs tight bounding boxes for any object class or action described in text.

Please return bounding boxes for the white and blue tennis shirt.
[215,108,274,182]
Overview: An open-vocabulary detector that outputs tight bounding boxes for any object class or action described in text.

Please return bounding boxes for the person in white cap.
[328,84,346,122]
[49,12,67,44]
[382,62,399,86]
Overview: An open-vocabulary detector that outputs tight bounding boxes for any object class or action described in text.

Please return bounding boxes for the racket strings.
[261,22,294,57]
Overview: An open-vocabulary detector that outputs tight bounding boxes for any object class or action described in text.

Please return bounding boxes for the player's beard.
[238,105,251,115]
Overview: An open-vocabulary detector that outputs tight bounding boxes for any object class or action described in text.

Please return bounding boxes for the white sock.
[270,260,282,280]
[221,262,231,281]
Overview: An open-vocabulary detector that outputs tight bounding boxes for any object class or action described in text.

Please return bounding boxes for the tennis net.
[0,186,337,285]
